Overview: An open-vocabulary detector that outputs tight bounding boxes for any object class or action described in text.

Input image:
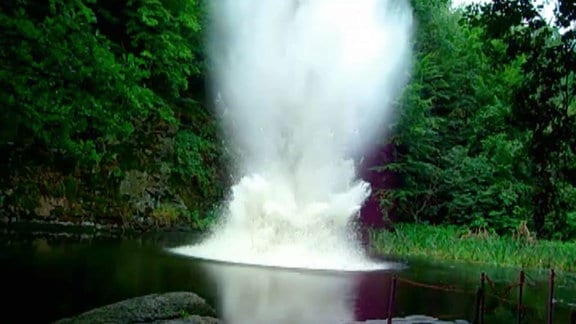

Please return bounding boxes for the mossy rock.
[55,292,218,324]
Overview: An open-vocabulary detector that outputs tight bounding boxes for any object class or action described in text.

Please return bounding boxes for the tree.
[468,0,576,239]
[379,0,534,235]
[0,0,224,225]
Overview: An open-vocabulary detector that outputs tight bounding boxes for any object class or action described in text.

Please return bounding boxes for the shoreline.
[370,224,576,273]
[0,217,201,245]
[3,217,575,274]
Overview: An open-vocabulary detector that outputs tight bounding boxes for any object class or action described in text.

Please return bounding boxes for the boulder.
[356,315,470,324]
[153,315,222,323]
[55,292,219,324]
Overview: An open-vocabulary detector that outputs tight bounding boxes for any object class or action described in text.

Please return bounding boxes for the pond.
[0,231,574,323]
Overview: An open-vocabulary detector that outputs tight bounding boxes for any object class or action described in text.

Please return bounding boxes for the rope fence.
[384,269,576,324]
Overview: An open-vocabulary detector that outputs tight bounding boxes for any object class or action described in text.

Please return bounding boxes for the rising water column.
[170,0,413,271]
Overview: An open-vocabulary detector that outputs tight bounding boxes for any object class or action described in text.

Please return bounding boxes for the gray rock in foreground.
[356,315,470,324]
[149,315,221,324]
[55,292,219,324]
[156,315,222,324]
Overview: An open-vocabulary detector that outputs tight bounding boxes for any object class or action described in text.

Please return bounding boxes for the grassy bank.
[371,224,576,273]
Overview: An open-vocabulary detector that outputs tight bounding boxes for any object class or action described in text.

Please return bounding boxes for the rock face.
[55,292,220,324]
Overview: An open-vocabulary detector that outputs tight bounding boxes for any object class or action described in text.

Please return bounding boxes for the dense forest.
[381,0,576,240]
[0,0,227,230]
[0,0,575,240]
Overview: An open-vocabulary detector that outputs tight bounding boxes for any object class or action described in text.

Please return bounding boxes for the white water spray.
[170,0,413,271]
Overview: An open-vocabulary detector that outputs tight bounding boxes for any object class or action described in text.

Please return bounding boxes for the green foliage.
[0,0,223,228]
[371,224,576,272]
[125,0,203,98]
[172,130,218,198]
[380,0,576,239]
[0,0,206,164]
[381,1,532,234]
[0,1,156,166]
[150,203,183,227]
[2,0,576,240]
[183,208,216,231]
[466,0,576,239]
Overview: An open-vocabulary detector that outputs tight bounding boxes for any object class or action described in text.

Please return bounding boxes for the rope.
[397,277,473,295]
[485,274,521,299]
[390,270,575,323]
[395,274,526,307]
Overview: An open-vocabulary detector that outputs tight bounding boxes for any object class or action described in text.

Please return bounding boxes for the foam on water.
[169,0,413,271]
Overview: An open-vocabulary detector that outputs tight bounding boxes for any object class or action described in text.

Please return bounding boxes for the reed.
[370,224,576,272]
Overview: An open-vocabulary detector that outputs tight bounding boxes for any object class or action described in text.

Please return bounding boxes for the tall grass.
[370,224,576,273]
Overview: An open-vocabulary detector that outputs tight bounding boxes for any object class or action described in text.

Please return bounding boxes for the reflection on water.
[0,234,574,323]
[199,261,395,323]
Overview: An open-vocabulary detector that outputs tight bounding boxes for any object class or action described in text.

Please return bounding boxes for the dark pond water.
[0,231,574,324]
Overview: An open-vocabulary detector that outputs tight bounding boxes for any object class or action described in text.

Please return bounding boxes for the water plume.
[170,0,413,271]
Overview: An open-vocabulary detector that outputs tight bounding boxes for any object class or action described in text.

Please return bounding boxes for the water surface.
[0,232,574,323]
